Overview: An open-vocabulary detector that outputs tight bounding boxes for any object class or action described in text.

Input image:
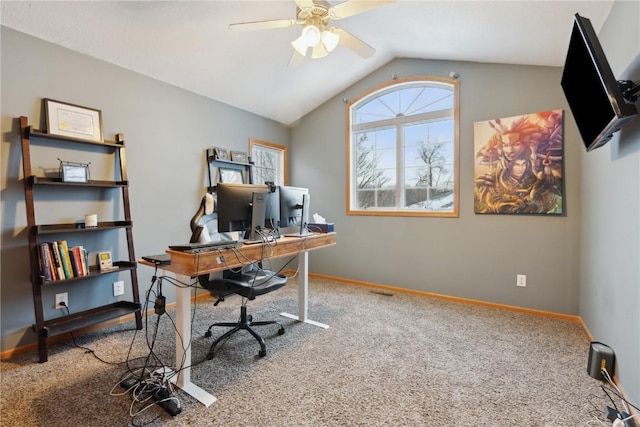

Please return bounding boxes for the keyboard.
[168,240,239,253]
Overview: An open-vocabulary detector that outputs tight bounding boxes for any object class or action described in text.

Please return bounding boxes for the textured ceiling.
[1,1,614,126]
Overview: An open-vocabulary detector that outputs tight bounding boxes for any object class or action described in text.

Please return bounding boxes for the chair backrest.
[190,193,216,243]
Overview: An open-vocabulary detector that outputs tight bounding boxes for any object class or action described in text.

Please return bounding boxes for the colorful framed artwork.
[473,110,564,215]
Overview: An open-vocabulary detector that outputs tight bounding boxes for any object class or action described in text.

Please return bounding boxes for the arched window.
[346,76,459,217]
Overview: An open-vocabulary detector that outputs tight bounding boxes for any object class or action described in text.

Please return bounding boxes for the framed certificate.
[45,98,103,142]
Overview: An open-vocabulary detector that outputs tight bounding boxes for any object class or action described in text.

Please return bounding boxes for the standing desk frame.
[139,232,336,406]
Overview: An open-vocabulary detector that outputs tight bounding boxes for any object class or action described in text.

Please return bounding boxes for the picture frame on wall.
[214,147,229,160]
[44,98,103,142]
[230,150,248,163]
[219,168,244,184]
[473,109,564,215]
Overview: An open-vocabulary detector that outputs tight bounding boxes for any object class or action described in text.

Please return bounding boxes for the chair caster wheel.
[278,328,285,335]
[204,331,212,338]
[258,349,266,357]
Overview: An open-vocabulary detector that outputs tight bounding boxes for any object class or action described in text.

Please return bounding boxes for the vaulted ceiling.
[1,1,614,126]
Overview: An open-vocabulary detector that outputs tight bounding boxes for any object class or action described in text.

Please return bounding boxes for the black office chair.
[190,193,287,358]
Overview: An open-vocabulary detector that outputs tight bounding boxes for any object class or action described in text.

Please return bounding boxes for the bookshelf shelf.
[38,261,137,285]
[39,301,141,338]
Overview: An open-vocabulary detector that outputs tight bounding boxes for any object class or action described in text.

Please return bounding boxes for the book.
[56,240,73,279]
[70,246,84,276]
[47,243,58,280]
[78,246,87,276]
[69,249,79,277]
[82,247,90,275]
[49,242,65,280]
[37,243,53,282]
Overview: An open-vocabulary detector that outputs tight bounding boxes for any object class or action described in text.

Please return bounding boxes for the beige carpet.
[0,277,615,426]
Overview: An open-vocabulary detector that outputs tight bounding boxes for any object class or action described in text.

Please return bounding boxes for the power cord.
[599,368,639,427]
[112,270,194,421]
[58,302,127,365]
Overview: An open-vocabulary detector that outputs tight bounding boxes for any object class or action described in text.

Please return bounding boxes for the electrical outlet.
[113,280,125,296]
[517,274,527,287]
[55,293,68,309]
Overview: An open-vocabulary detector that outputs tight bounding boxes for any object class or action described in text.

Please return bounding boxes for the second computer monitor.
[279,185,310,236]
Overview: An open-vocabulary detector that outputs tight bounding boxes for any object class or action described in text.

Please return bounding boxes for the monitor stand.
[243,191,266,244]
[284,193,310,237]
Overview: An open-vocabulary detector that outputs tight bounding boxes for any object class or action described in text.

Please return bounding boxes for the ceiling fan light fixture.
[311,42,328,59]
[302,24,321,46]
[292,24,323,56]
[291,34,309,56]
[321,30,340,52]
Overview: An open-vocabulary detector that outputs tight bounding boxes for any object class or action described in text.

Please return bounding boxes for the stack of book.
[37,241,91,281]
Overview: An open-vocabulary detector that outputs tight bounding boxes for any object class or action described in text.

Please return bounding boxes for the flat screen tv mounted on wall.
[561,13,639,152]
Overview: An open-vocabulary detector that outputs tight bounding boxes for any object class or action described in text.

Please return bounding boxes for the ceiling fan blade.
[294,0,316,9]
[229,18,298,32]
[329,0,395,20]
[333,27,375,58]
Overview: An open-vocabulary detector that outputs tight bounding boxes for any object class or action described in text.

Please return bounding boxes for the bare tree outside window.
[355,133,392,208]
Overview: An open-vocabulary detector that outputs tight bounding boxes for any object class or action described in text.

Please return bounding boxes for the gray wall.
[1,27,289,350]
[579,0,640,406]
[292,58,582,315]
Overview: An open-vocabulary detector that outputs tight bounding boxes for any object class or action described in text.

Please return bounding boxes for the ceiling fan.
[229,0,395,64]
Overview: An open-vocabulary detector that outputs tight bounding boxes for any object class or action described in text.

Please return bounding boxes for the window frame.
[249,138,287,185]
[345,76,459,217]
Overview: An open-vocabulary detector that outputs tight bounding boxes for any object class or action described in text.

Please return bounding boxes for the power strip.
[151,388,182,416]
[119,378,182,416]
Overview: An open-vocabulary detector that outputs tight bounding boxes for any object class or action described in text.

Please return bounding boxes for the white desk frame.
[156,235,334,406]
[280,251,329,329]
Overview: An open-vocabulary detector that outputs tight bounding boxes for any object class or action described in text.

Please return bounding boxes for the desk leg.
[173,273,217,407]
[280,251,329,329]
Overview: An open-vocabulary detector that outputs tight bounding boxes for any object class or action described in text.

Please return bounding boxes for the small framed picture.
[219,168,244,184]
[214,147,229,160]
[230,150,248,163]
[44,98,103,142]
[59,160,90,183]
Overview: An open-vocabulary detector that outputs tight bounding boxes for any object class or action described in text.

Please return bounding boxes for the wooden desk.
[139,232,336,406]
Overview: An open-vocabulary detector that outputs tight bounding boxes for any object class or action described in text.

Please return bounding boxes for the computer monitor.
[279,185,310,237]
[216,183,278,241]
